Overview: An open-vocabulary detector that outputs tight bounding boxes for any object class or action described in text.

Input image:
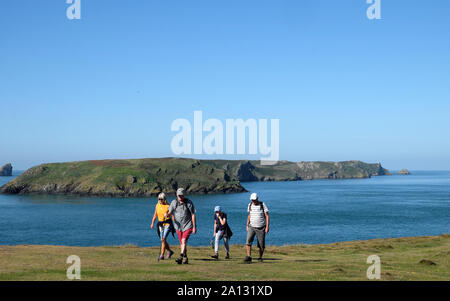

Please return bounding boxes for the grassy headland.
[0,235,447,281]
[0,158,390,197]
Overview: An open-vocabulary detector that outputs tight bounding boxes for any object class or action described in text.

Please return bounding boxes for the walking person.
[166,188,197,264]
[211,206,232,260]
[150,192,175,261]
[244,192,269,263]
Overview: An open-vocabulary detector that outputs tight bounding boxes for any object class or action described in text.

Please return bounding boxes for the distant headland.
[0,158,391,197]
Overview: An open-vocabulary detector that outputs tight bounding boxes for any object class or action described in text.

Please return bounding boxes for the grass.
[0,235,448,281]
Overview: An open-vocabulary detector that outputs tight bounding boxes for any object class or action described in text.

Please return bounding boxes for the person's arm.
[165,202,173,218]
[192,214,197,234]
[213,219,217,237]
[246,214,250,232]
[188,202,197,234]
[265,212,270,233]
[218,214,227,226]
[151,207,157,229]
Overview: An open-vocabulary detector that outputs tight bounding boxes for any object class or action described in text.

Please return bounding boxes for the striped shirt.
[247,202,269,228]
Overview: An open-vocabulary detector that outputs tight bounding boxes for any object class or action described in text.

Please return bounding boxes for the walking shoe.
[166,250,174,259]
[182,256,189,264]
[225,253,230,259]
[175,255,183,265]
[158,255,164,261]
[243,256,252,263]
[211,253,219,260]
[258,257,263,263]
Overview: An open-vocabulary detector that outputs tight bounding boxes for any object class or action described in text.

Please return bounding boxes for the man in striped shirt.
[244,192,270,263]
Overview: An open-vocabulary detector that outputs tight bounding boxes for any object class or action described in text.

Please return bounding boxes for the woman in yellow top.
[151,193,175,261]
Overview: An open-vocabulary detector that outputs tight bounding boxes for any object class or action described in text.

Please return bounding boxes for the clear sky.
[1,0,449,170]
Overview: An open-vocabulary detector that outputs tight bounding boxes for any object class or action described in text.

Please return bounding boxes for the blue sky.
[1,0,449,170]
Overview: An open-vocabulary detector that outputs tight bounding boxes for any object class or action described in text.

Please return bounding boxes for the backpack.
[174,198,193,215]
[248,201,266,214]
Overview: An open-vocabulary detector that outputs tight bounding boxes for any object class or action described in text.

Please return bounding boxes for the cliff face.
[0,163,12,176]
[0,158,390,197]
[213,160,390,182]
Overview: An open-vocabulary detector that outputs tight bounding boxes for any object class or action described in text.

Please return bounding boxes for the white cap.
[250,192,258,201]
[176,188,185,196]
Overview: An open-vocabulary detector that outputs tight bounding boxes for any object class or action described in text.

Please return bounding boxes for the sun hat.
[176,188,185,196]
[214,206,221,212]
[250,192,258,201]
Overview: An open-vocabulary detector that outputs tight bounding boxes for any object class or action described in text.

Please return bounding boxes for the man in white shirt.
[244,192,270,263]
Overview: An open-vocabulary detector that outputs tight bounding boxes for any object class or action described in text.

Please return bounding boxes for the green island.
[0,158,390,197]
[0,235,448,280]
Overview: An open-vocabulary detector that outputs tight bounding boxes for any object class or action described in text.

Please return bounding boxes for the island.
[0,158,390,197]
[0,163,12,176]
[397,169,411,175]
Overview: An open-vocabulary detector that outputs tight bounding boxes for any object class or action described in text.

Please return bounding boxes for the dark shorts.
[176,228,193,244]
[246,226,266,249]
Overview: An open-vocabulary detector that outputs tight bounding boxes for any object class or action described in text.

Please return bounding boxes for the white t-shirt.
[248,202,269,228]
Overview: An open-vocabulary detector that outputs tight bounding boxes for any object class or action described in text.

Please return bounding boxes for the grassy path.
[0,235,448,281]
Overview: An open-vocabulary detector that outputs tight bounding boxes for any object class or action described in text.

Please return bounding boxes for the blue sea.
[0,171,448,247]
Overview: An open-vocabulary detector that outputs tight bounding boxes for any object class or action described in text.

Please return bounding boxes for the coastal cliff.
[0,158,390,197]
[0,163,13,176]
[214,160,390,182]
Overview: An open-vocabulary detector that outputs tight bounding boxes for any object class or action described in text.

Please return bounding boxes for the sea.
[0,170,448,247]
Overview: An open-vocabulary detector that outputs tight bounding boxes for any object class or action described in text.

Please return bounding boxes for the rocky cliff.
[0,158,390,197]
[210,160,390,182]
[0,163,12,176]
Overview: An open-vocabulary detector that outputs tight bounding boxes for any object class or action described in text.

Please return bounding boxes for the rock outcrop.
[0,158,391,197]
[397,169,411,175]
[0,163,12,176]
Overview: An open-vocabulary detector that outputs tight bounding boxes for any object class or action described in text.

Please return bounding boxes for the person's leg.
[223,235,230,255]
[246,245,252,256]
[180,228,192,255]
[164,226,174,259]
[181,229,193,264]
[245,227,256,258]
[175,230,184,264]
[161,238,166,256]
[160,225,171,256]
[165,240,171,252]
[181,230,189,257]
[255,228,266,260]
[158,226,166,259]
[181,238,187,255]
[214,231,221,254]
[259,247,264,258]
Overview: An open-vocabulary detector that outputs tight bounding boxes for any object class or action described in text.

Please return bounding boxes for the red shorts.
[176,228,193,243]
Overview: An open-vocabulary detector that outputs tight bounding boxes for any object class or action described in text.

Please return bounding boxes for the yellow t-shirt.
[156,203,170,226]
